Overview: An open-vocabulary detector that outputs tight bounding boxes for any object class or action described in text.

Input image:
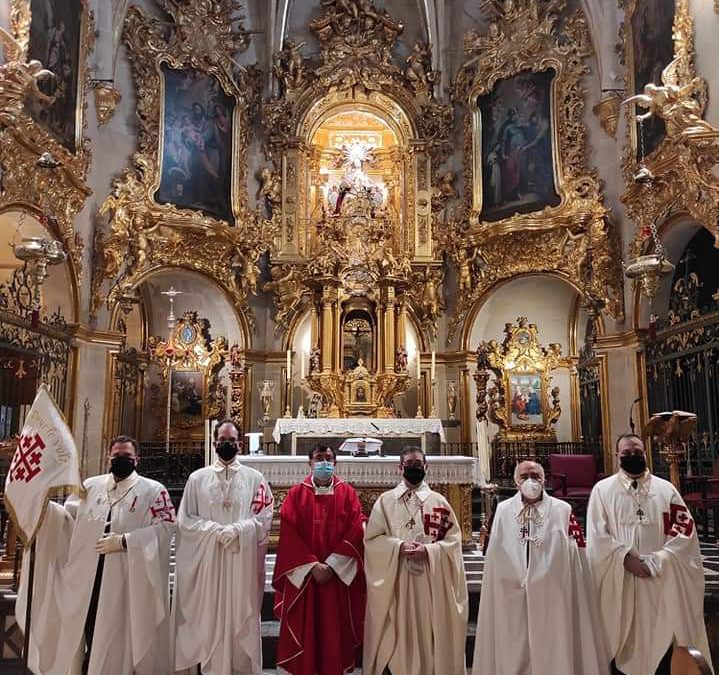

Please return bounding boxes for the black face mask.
[403,465,425,485]
[620,454,647,475]
[110,455,136,480]
[216,440,238,462]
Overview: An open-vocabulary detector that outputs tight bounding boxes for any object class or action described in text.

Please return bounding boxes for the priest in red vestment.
[273,443,366,675]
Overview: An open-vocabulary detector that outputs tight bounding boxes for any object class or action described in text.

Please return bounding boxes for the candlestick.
[286,349,291,378]
[430,379,437,418]
[300,351,305,379]
[431,350,436,381]
[416,352,421,381]
[415,372,424,419]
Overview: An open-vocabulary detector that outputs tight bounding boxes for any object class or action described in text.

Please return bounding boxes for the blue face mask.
[313,460,334,481]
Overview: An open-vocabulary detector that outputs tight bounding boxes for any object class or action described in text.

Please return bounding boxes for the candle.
[431,351,436,381]
[300,351,305,379]
[416,352,421,380]
[286,349,291,380]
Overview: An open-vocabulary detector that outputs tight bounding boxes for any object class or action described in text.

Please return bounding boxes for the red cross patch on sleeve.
[663,503,694,538]
[568,512,586,548]
[423,506,453,542]
[251,483,273,515]
[150,490,176,524]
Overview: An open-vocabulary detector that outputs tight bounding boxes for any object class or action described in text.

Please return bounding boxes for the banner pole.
[22,540,36,675]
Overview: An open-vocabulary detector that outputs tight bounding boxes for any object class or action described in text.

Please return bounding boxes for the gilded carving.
[0,2,94,277]
[475,317,562,442]
[448,0,623,341]
[592,93,621,139]
[92,0,273,325]
[92,82,121,125]
[621,0,719,251]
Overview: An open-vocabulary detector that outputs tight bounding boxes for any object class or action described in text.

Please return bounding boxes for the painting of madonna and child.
[157,66,235,223]
[510,373,544,426]
[478,68,560,222]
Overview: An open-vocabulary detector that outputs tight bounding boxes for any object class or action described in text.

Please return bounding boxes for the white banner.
[4,385,84,544]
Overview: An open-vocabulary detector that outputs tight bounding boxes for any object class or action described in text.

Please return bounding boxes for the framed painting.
[509,372,544,426]
[156,66,235,223]
[476,69,560,222]
[25,0,88,154]
[170,369,205,430]
[627,0,676,160]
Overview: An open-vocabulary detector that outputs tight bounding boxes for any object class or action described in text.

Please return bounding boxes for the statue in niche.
[421,267,444,323]
[309,345,321,373]
[395,345,408,372]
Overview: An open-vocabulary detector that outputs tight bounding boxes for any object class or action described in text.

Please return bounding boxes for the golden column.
[320,285,334,373]
[384,285,396,372]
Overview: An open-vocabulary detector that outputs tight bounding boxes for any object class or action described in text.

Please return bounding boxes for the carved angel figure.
[421,267,444,323]
[265,266,303,326]
[431,170,458,212]
[257,167,282,213]
[273,39,306,90]
[395,344,408,372]
[0,27,56,125]
[309,344,321,372]
[405,41,434,95]
[624,55,716,141]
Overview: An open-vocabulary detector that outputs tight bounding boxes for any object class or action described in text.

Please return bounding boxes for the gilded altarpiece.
[260,1,454,417]
[91,0,274,332]
[449,0,623,343]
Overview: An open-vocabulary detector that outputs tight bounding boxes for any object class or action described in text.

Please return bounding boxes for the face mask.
[313,461,334,481]
[216,440,238,462]
[620,454,646,475]
[519,478,543,500]
[110,455,136,480]
[403,465,425,486]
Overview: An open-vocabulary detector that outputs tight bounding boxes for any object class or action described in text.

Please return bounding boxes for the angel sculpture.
[624,55,716,142]
[0,27,56,126]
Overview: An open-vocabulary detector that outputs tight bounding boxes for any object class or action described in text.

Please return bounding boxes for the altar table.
[239,455,478,547]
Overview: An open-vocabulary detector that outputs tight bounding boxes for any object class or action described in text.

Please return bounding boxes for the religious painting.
[629,0,676,159]
[477,69,560,222]
[509,373,543,426]
[170,369,204,429]
[26,0,86,153]
[157,66,234,223]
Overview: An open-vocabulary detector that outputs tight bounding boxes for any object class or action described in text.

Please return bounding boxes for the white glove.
[218,525,238,549]
[95,533,125,555]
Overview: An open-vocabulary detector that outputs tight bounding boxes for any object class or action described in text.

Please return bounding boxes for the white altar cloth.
[272,417,446,443]
[237,455,479,487]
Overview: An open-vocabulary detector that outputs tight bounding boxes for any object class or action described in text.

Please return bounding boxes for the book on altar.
[339,437,383,456]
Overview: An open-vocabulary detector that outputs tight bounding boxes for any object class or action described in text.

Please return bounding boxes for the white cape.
[172,460,273,675]
[363,482,468,675]
[473,493,610,675]
[587,472,714,675]
[17,472,175,675]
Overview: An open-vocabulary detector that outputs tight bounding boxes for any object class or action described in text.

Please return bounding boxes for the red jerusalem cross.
[251,484,272,514]
[9,433,45,483]
[150,490,176,523]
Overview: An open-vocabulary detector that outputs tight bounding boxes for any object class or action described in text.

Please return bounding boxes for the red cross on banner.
[663,503,695,538]
[251,483,273,514]
[150,489,176,523]
[424,506,453,542]
[9,433,46,484]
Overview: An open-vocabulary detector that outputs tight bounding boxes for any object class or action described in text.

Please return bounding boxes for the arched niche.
[632,214,707,331]
[0,208,79,323]
[464,274,590,443]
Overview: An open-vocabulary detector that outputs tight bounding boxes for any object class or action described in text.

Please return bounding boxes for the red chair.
[548,454,603,503]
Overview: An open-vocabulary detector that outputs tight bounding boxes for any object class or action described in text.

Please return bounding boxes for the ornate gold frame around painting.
[1,0,94,276]
[91,1,272,329]
[475,317,562,442]
[620,0,719,255]
[448,0,623,343]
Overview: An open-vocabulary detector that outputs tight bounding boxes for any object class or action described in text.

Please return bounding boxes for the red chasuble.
[273,476,366,675]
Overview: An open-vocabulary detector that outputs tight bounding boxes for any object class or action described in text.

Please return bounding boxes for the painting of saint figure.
[27,0,84,153]
[630,0,675,159]
[510,373,543,426]
[478,69,560,222]
[170,370,204,428]
[157,66,234,223]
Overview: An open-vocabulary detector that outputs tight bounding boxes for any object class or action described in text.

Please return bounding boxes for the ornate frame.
[148,311,228,440]
[0,0,94,276]
[475,317,562,442]
[91,0,273,328]
[448,0,623,343]
[620,0,719,254]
